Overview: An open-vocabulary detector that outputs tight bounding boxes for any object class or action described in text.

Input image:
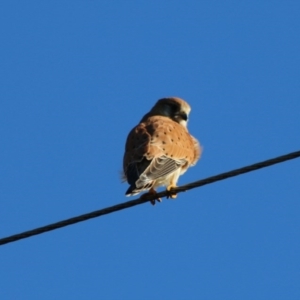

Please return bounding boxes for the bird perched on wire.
[123,97,201,205]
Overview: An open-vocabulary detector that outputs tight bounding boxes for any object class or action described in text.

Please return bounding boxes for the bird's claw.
[166,185,177,199]
[141,188,162,205]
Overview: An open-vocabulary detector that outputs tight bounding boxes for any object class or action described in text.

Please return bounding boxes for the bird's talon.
[167,185,178,199]
[141,188,162,205]
[167,193,177,199]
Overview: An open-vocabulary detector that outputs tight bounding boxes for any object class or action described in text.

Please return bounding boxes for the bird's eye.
[180,112,188,121]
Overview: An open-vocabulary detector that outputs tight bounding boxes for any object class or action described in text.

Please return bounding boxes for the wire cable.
[0,150,299,246]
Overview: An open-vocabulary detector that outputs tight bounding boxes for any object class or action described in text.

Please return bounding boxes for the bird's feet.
[166,184,177,199]
[141,188,162,205]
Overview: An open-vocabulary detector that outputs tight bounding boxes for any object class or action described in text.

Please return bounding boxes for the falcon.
[123,97,201,204]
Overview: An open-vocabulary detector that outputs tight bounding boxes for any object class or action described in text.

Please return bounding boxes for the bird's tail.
[125,181,154,197]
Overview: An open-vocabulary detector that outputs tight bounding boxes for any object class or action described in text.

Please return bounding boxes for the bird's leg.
[141,188,162,205]
[167,183,178,199]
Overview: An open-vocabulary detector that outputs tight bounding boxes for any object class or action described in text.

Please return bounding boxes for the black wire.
[0,150,299,246]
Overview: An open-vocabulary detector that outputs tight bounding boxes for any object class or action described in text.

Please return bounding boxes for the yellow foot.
[141,188,162,206]
[167,184,177,199]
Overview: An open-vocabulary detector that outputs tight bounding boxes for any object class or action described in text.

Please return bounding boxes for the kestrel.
[123,97,201,204]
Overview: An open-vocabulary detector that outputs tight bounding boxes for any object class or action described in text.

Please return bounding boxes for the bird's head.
[149,97,191,128]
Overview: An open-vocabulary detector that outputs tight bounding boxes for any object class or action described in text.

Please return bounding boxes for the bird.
[122,97,201,205]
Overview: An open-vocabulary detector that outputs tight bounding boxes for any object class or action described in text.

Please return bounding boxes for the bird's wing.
[123,116,197,194]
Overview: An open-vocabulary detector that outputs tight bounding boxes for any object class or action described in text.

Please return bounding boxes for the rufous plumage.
[123,97,201,204]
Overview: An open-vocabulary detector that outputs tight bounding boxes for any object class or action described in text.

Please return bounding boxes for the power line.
[0,150,299,247]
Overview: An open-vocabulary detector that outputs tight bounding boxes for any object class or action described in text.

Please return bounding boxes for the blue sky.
[1,1,300,299]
